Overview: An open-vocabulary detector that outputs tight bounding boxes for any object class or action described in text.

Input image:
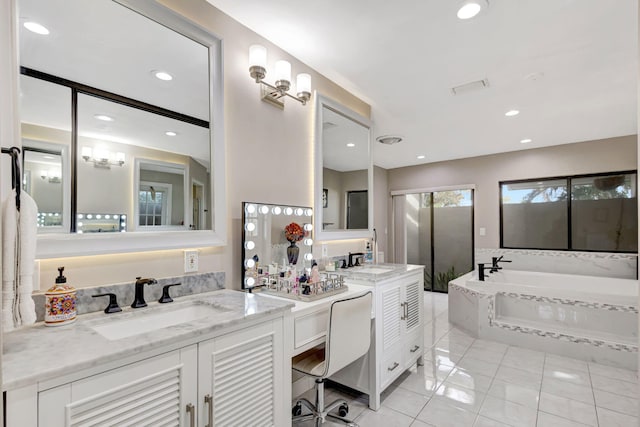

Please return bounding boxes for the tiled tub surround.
[475,248,637,279]
[32,271,225,321]
[3,289,292,390]
[449,270,638,370]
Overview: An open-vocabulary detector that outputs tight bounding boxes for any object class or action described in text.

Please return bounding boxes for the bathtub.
[449,269,638,369]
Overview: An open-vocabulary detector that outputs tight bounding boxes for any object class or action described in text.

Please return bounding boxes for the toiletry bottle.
[365,241,373,264]
[45,267,77,326]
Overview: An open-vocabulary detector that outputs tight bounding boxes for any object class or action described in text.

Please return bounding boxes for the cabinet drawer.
[380,347,403,390]
[404,333,423,367]
[294,310,328,350]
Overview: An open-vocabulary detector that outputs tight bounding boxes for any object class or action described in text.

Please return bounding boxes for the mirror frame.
[314,93,373,241]
[32,0,226,257]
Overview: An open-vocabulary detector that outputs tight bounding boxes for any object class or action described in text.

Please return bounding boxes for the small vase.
[287,241,300,265]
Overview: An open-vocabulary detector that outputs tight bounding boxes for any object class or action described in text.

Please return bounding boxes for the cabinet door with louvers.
[198,319,284,427]
[403,279,423,336]
[38,347,198,427]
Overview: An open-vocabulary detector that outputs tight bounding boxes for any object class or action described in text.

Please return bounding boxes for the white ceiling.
[207,0,638,169]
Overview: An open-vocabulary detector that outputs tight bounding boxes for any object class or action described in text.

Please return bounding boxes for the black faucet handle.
[159,283,182,303]
[92,293,122,314]
[340,259,348,269]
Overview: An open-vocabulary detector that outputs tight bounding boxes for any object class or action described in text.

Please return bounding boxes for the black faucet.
[348,252,365,267]
[491,256,512,272]
[477,263,492,281]
[131,277,157,308]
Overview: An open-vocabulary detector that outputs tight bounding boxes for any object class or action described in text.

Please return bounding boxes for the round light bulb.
[245,259,256,268]
[245,204,256,214]
[304,253,313,261]
[304,223,313,231]
[259,205,269,214]
[295,208,304,216]
[284,207,293,215]
[245,241,255,250]
[305,208,313,216]
[245,223,256,232]
[304,238,313,246]
[245,277,256,287]
[272,206,282,215]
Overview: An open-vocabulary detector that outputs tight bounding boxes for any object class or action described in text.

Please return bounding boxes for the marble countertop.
[326,263,424,283]
[2,289,293,391]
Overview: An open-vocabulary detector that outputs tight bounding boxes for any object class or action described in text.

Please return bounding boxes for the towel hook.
[1,146,22,211]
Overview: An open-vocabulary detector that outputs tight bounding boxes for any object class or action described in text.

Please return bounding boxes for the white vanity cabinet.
[378,275,423,390]
[328,267,424,411]
[9,318,286,427]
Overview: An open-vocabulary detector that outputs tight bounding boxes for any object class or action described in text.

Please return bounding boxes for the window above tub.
[500,171,637,253]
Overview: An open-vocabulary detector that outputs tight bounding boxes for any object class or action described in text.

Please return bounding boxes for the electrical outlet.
[184,250,198,273]
[321,244,328,257]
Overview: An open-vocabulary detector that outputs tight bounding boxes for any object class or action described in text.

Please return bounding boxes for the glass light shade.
[296,73,311,93]
[115,152,125,163]
[274,60,291,82]
[40,170,48,178]
[249,44,267,68]
[94,148,109,161]
[81,146,92,158]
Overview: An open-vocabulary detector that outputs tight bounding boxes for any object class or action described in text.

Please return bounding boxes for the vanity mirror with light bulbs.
[314,94,373,241]
[241,202,314,290]
[16,0,225,257]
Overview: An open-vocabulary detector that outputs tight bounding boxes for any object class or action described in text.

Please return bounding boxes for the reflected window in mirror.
[16,0,225,257]
[315,95,372,240]
[242,202,314,290]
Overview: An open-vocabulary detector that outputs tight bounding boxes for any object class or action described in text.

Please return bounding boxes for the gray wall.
[387,135,637,251]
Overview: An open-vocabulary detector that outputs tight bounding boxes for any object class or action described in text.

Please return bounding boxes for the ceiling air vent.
[376,135,403,145]
[451,79,489,95]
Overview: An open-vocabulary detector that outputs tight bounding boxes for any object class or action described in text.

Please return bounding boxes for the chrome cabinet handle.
[186,403,195,427]
[204,394,213,427]
[400,302,406,320]
[387,362,400,371]
[410,345,420,353]
[404,302,409,319]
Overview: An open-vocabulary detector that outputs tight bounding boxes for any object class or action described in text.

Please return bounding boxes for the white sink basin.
[91,304,226,340]
[357,267,394,275]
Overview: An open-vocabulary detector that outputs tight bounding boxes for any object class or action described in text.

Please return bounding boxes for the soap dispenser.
[45,267,77,326]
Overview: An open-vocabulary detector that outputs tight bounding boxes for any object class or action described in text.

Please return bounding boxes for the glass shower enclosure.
[393,189,474,292]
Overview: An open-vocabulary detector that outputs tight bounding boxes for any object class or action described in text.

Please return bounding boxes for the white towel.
[2,190,38,331]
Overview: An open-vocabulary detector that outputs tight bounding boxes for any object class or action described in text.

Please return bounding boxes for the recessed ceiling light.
[24,21,49,35]
[417,155,426,159]
[505,109,520,117]
[153,70,173,81]
[165,131,177,136]
[457,0,488,20]
[520,138,532,144]
[94,114,114,122]
[346,143,355,147]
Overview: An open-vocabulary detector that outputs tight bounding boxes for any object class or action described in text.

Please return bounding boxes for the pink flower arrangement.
[284,222,305,243]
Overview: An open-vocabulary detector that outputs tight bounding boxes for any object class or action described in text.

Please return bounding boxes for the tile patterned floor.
[293,291,639,427]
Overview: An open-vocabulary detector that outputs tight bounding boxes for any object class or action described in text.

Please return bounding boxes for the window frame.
[499,170,638,253]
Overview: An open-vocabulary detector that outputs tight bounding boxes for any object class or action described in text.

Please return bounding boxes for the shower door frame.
[391,184,475,293]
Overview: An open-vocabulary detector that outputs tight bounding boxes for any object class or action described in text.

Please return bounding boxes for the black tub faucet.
[348,252,365,267]
[491,256,512,272]
[477,263,493,281]
[131,277,157,308]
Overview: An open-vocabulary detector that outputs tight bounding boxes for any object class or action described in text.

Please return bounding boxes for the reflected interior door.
[346,190,368,229]
[192,181,204,230]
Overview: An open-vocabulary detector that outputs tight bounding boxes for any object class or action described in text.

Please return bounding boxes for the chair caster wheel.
[338,403,349,417]
[292,402,302,416]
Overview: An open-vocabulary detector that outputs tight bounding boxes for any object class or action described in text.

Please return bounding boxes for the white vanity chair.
[292,291,373,426]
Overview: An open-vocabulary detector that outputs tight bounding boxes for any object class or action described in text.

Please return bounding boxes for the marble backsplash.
[475,248,637,279]
[33,271,225,322]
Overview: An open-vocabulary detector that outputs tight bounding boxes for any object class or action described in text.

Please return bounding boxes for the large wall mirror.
[314,94,373,240]
[17,0,225,257]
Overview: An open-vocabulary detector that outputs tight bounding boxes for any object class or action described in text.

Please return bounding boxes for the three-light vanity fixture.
[248,44,312,109]
[81,147,125,169]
